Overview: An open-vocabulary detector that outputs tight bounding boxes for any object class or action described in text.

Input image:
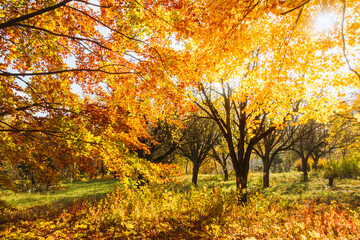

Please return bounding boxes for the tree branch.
[341,0,360,80]
[14,23,113,51]
[0,0,72,30]
[0,103,42,117]
[133,0,171,26]
[0,129,61,133]
[0,67,136,77]
[280,0,310,15]
[65,5,170,75]
[73,0,111,8]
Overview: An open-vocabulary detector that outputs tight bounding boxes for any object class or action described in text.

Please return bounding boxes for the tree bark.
[100,161,105,178]
[328,177,334,187]
[263,169,270,188]
[223,167,229,181]
[222,154,229,181]
[262,154,271,188]
[0,0,72,30]
[192,164,200,186]
[235,169,248,203]
[302,158,309,182]
[214,158,219,174]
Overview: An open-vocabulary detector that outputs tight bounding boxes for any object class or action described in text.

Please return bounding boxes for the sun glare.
[314,12,335,32]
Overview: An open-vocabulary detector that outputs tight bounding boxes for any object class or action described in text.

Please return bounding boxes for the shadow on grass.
[269,181,310,195]
[0,178,120,225]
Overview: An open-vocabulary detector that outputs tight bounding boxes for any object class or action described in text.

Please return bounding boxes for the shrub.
[324,157,360,179]
[317,157,326,170]
[292,159,303,172]
[308,158,315,170]
[323,159,339,186]
[338,157,360,179]
[323,157,360,187]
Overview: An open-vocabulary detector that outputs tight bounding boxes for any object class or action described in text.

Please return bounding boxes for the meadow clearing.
[0,172,359,239]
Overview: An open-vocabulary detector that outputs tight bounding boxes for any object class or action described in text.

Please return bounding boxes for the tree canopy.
[1,0,360,192]
[0,0,195,189]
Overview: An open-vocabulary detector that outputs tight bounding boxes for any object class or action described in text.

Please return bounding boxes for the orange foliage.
[1,0,360,189]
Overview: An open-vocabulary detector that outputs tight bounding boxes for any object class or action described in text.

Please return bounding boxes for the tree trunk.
[235,170,248,203]
[100,161,105,178]
[328,177,334,187]
[262,154,271,188]
[222,155,229,181]
[312,153,321,171]
[186,159,189,175]
[313,157,318,171]
[214,158,218,174]
[303,170,308,182]
[263,169,270,188]
[223,167,229,181]
[192,164,200,186]
[302,158,309,182]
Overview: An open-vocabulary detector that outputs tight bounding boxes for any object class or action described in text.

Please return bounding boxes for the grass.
[2,172,360,211]
[0,178,120,209]
[1,172,360,239]
[177,171,360,210]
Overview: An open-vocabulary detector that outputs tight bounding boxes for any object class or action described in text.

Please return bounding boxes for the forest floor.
[0,172,359,239]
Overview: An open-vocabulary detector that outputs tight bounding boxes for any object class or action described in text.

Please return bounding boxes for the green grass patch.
[0,178,120,209]
[176,171,360,210]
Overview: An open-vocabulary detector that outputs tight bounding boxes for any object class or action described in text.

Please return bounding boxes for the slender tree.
[291,121,327,181]
[253,110,312,188]
[211,144,231,181]
[178,116,220,186]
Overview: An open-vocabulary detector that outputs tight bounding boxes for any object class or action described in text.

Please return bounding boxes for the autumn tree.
[327,99,360,160]
[136,120,181,164]
[2,0,360,193]
[171,0,360,202]
[309,125,339,170]
[290,120,330,181]
[321,99,360,186]
[195,81,281,201]
[178,116,221,186]
[253,100,323,188]
[254,122,309,188]
[211,142,231,181]
[0,0,195,190]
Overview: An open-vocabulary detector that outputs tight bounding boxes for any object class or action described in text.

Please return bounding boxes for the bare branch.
[206,0,215,8]
[223,0,262,49]
[0,35,16,45]
[0,103,43,117]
